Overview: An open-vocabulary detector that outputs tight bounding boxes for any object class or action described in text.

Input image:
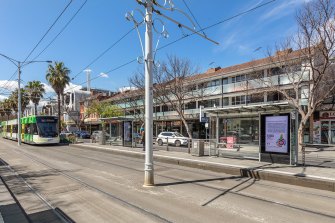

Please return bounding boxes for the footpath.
[0,175,29,223]
[71,143,335,192]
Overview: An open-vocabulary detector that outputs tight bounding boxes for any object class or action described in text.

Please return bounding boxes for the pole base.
[143,170,154,187]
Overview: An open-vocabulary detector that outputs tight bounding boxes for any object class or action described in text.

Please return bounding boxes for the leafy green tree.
[25,81,45,115]
[46,62,71,132]
[86,101,123,118]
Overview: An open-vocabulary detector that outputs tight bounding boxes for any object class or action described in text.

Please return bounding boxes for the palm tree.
[9,89,30,115]
[46,62,70,132]
[3,98,13,120]
[25,81,45,115]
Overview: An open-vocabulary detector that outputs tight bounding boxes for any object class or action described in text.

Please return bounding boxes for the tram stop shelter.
[99,117,135,147]
[205,102,299,165]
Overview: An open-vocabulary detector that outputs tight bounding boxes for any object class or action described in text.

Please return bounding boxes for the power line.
[71,26,136,80]
[0,70,17,94]
[23,0,73,63]
[31,0,88,61]
[0,0,73,94]
[157,0,276,51]
[181,0,206,36]
[68,58,137,92]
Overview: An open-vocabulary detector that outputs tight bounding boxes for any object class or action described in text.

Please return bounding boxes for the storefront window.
[219,117,259,146]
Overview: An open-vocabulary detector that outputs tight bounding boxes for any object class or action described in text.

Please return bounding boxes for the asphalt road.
[0,138,335,223]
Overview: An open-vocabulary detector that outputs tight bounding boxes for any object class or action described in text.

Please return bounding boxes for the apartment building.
[97,49,335,148]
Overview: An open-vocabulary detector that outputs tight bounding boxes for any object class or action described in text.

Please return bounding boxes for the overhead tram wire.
[157,0,276,51]
[23,0,73,63]
[31,0,88,61]
[0,70,17,94]
[181,0,206,37]
[0,0,73,94]
[67,58,137,92]
[71,26,137,80]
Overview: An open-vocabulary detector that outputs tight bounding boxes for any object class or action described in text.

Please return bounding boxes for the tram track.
[52,146,335,200]
[14,146,335,220]
[11,148,172,223]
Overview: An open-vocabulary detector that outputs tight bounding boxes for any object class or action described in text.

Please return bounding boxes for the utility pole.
[84,68,92,92]
[0,53,51,146]
[17,62,21,146]
[128,0,218,187]
[144,0,154,186]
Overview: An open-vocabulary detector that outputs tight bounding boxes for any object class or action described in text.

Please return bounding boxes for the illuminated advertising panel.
[265,115,288,153]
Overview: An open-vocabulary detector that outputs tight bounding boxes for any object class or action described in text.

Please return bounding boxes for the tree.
[25,81,45,115]
[86,101,123,119]
[7,88,30,115]
[46,62,70,132]
[252,0,335,148]
[153,55,203,139]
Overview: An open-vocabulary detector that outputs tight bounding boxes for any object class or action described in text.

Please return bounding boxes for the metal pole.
[144,0,154,186]
[18,62,21,146]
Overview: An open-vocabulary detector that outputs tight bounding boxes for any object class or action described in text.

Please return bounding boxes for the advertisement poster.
[265,116,288,153]
[313,121,321,144]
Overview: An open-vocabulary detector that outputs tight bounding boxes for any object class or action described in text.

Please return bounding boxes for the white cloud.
[260,0,312,21]
[64,82,82,92]
[0,95,7,101]
[42,83,55,93]
[100,72,109,78]
[0,80,18,91]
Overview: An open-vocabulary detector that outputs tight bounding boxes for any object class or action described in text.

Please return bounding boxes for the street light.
[0,53,51,146]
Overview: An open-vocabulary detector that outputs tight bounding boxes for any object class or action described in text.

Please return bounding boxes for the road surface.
[0,138,334,223]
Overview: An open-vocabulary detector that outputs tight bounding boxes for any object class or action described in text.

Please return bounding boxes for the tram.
[1,115,59,144]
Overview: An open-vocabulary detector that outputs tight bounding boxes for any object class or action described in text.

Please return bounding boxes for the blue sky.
[0,0,311,100]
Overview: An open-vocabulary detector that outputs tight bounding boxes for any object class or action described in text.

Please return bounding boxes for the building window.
[232,74,246,83]
[232,95,246,105]
[222,97,229,106]
[185,101,196,110]
[162,105,169,112]
[248,71,264,80]
[154,106,161,113]
[248,93,264,104]
[199,99,219,108]
[222,78,228,85]
[267,91,284,101]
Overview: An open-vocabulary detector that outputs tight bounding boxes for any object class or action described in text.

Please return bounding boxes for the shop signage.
[320,111,335,119]
[265,116,289,153]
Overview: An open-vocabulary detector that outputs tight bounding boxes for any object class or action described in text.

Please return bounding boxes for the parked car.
[75,131,90,139]
[156,132,189,147]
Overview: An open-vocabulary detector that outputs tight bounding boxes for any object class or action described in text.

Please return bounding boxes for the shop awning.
[99,117,134,123]
[205,102,294,115]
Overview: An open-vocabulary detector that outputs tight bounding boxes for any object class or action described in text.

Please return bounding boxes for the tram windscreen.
[36,117,58,137]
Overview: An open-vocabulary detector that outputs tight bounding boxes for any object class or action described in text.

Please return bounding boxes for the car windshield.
[174,133,184,137]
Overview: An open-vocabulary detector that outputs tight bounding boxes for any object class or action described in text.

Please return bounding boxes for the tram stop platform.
[71,142,335,192]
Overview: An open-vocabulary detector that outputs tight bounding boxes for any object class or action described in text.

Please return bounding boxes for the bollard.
[166,137,169,151]
[302,145,306,166]
[188,138,191,154]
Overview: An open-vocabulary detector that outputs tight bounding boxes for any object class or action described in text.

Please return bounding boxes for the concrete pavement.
[72,142,335,192]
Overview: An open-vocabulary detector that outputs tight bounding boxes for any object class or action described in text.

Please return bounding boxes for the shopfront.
[206,102,294,154]
[318,111,335,144]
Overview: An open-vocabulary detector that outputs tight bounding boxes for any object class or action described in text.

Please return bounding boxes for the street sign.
[205,122,209,128]
[201,117,209,123]
[290,111,296,120]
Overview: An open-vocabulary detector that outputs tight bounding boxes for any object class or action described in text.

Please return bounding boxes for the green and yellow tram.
[1,115,59,145]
